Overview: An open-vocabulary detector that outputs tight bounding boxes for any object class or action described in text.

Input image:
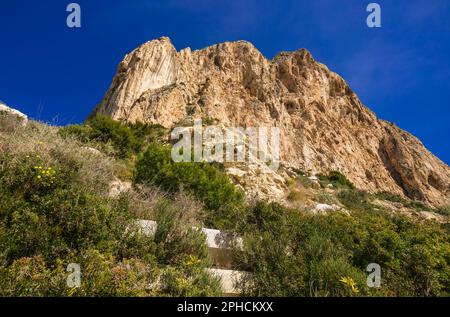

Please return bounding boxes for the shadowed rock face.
[93,37,450,206]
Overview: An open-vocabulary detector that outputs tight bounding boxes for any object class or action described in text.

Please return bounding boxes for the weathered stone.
[108,179,132,198]
[0,101,28,125]
[314,203,340,214]
[94,37,450,206]
[82,146,102,156]
[206,268,246,296]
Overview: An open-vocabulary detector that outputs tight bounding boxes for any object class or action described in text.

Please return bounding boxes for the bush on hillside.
[374,191,432,211]
[318,171,355,189]
[134,143,245,229]
[0,123,221,296]
[58,115,166,159]
[337,188,370,210]
[234,201,450,297]
[2,119,448,297]
[436,205,450,216]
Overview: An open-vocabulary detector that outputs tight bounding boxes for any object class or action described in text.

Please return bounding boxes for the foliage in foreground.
[1,118,449,297]
[235,202,450,297]
[0,123,220,296]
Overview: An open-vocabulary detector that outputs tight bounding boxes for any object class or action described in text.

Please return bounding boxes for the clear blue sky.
[0,0,449,164]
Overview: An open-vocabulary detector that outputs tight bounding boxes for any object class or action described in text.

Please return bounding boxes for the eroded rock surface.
[93,37,450,205]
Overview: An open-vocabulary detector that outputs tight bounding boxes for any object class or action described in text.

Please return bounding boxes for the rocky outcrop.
[93,37,450,206]
[109,179,132,198]
[0,101,28,125]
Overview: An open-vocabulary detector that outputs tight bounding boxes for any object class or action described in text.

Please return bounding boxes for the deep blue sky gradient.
[0,0,449,163]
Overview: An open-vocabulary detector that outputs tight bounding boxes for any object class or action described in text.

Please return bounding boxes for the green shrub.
[58,115,167,159]
[234,201,450,297]
[308,257,368,297]
[87,115,141,158]
[128,121,166,144]
[353,212,450,296]
[0,152,144,265]
[316,192,339,205]
[2,119,448,297]
[153,198,210,266]
[149,196,221,297]
[0,128,221,296]
[436,205,450,216]
[134,143,245,229]
[318,171,355,189]
[0,256,67,296]
[57,124,93,143]
[374,191,432,212]
[0,250,161,297]
[158,265,222,297]
[236,203,369,296]
[337,188,374,211]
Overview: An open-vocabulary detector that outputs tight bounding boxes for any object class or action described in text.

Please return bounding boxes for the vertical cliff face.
[98,38,180,123]
[93,37,450,205]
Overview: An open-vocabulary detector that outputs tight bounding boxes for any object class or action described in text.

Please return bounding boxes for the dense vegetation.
[58,115,166,159]
[134,143,245,229]
[0,113,449,297]
[234,201,450,297]
[0,117,220,296]
[317,171,355,189]
[374,191,432,212]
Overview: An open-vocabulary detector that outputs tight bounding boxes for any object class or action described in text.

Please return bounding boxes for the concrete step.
[137,219,248,294]
[206,268,246,296]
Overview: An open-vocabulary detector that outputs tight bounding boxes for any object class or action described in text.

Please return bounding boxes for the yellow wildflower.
[339,276,359,294]
[184,255,201,267]
[67,287,77,297]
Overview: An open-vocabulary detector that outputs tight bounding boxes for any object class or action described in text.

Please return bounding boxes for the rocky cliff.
[93,37,450,206]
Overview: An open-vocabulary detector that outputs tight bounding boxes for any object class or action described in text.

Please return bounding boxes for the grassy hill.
[0,112,449,297]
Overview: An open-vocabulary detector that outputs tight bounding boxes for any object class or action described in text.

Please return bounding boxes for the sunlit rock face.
[93,37,450,206]
[0,101,28,125]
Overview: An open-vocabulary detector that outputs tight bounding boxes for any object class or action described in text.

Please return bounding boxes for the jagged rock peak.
[93,37,450,206]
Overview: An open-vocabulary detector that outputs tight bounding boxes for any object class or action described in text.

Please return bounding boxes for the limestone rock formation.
[93,37,450,206]
[0,101,28,125]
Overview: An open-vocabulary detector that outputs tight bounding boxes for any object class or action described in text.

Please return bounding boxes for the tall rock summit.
[93,37,450,206]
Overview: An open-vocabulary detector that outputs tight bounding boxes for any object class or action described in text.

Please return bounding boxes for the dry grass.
[127,185,166,219]
[287,187,312,204]
[0,118,208,228]
[285,177,314,205]
[316,192,340,205]
[0,119,121,196]
[0,112,25,133]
